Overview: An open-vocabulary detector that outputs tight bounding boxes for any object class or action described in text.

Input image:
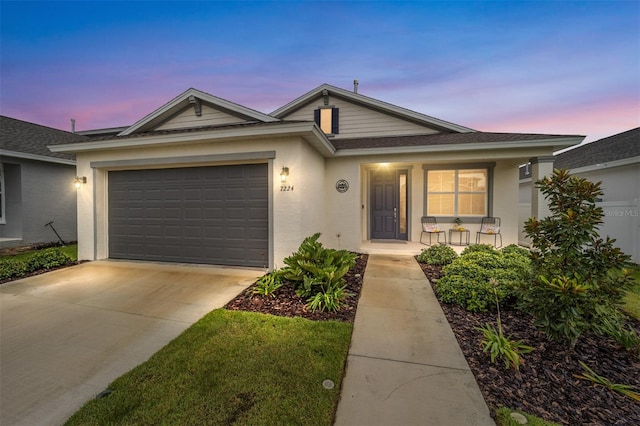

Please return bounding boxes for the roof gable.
[555,127,640,169]
[120,88,279,136]
[0,115,87,163]
[271,83,476,135]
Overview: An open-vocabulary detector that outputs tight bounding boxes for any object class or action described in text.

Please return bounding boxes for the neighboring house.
[49,84,584,269]
[519,127,640,262]
[0,116,88,248]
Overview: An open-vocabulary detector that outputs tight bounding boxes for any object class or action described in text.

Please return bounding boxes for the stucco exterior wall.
[0,157,77,246]
[74,136,324,268]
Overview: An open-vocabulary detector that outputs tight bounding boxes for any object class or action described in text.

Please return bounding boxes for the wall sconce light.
[280,167,289,183]
[73,176,87,188]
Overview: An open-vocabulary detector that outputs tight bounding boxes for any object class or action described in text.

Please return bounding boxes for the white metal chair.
[420,216,447,245]
[476,217,502,248]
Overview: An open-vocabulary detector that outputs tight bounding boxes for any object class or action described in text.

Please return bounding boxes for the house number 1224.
[280,185,294,191]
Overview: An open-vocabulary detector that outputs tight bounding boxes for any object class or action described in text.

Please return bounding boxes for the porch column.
[529,156,555,220]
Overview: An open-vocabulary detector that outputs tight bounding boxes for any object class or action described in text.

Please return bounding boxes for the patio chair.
[420,216,447,245]
[476,217,502,248]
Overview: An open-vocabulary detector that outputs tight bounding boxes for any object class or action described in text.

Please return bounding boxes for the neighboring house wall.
[284,96,439,138]
[518,160,640,262]
[0,157,77,246]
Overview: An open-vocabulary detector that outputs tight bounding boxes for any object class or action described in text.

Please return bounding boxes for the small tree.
[522,169,634,347]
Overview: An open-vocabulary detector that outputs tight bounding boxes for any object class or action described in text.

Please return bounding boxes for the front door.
[370,169,408,240]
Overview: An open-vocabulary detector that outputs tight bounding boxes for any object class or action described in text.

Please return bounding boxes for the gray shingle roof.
[554,127,640,169]
[1,116,88,161]
[332,131,582,150]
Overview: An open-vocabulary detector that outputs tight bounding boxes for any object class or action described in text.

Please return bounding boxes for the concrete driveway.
[0,260,260,426]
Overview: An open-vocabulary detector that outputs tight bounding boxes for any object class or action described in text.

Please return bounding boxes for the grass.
[495,407,561,426]
[0,244,78,262]
[65,309,352,426]
[622,266,640,320]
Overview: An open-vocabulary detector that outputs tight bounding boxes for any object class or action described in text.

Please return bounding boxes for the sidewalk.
[334,254,495,426]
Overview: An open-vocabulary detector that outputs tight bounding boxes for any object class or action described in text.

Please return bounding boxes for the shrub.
[281,233,356,312]
[436,250,530,312]
[252,271,284,298]
[0,259,28,281]
[501,244,531,258]
[417,244,458,265]
[461,244,496,256]
[27,248,72,271]
[522,169,634,347]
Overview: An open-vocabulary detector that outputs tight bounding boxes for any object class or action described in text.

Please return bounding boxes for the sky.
[1,0,638,143]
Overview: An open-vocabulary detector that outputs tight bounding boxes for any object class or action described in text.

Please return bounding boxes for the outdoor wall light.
[280,167,289,183]
[73,176,87,188]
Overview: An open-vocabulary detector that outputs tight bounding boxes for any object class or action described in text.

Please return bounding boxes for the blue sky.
[1,0,638,142]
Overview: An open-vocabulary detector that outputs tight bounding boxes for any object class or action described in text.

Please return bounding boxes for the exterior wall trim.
[90,151,276,169]
[0,149,76,166]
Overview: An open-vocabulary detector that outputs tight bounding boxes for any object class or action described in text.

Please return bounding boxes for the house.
[48,84,584,269]
[519,127,639,262]
[0,116,89,248]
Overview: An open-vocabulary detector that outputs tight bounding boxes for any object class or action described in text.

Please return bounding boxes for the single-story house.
[48,84,584,269]
[519,127,639,263]
[0,116,88,248]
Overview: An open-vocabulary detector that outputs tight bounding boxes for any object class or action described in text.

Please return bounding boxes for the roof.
[554,127,640,169]
[0,116,88,163]
[271,83,476,134]
[333,132,583,150]
[120,88,279,136]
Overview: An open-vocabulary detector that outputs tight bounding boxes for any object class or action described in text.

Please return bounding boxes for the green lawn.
[65,309,352,426]
[622,266,640,320]
[0,244,78,262]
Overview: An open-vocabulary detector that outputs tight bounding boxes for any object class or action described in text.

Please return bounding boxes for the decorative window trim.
[314,107,339,135]
[423,163,495,222]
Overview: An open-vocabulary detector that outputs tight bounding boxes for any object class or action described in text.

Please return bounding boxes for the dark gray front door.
[108,164,268,267]
[370,169,408,240]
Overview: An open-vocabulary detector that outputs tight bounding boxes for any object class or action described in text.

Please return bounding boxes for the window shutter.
[314,109,320,127]
[331,108,339,134]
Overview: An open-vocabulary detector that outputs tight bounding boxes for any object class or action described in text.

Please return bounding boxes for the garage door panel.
[109,164,268,267]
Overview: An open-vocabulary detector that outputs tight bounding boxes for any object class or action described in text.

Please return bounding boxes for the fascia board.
[120,88,278,136]
[271,83,476,133]
[1,149,76,166]
[568,155,640,174]
[49,122,335,157]
[333,137,583,157]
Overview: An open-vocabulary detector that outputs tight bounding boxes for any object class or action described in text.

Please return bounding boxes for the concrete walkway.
[335,254,495,426]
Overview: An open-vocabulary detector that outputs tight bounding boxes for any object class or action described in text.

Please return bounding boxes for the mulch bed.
[225,254,368,323]
[418,261,640,426]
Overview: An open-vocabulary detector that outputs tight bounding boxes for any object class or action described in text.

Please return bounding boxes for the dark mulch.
[225,254,368,323]
[418,262,640,426]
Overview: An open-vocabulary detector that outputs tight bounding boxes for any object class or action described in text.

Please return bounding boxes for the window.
[426,168,488,217]
[314,107,339,134]
[0,164,5,224]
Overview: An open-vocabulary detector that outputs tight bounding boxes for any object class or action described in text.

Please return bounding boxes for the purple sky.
[1,1,638,143]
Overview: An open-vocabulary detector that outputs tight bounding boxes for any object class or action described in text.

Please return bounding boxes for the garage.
[108,164,268,267]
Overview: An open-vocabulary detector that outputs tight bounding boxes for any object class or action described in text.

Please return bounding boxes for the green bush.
[281,233,356,312]
[501,244,531,258]
[27,248,72,271]
[522,169,634,347]
[0,259,28,281]
[252,271,284,297]
[417,244,458,265]
[461,244,496,256]
[436,250,531,312]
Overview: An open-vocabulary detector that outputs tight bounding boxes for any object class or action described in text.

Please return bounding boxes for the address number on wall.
[280,185,294,191]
